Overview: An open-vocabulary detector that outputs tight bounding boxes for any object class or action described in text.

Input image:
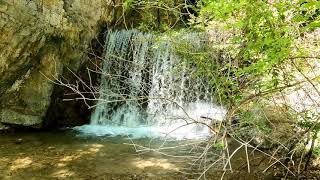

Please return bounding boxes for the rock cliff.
[0,0,117,129]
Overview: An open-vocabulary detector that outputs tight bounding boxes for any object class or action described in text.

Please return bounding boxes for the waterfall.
[75,29,226,139]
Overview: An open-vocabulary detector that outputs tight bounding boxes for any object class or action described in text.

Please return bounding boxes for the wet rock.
[48,146,55,150]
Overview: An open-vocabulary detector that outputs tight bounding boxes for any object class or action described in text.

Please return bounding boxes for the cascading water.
[75,29,227,139]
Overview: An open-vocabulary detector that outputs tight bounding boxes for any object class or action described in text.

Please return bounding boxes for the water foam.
[74,30,227,140]
[75,102,226,140]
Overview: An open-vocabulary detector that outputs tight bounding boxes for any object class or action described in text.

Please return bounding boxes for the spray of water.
[74,30,227,140]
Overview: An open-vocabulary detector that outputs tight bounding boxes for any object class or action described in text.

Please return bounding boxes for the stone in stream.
[14,138,23,144]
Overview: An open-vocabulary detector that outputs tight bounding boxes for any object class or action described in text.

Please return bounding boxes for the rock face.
[0,0,118,129]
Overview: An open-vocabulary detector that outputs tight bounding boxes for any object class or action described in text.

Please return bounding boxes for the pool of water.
[0,130,276,179]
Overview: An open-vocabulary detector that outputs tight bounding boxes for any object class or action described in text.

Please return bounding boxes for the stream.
[0,130,279,180]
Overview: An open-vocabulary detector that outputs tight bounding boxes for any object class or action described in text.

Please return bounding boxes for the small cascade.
[76,29,226,139]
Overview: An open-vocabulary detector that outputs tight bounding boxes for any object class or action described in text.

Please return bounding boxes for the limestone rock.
[0,0,117,128]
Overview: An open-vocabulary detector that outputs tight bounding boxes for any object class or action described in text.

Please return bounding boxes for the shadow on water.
[0,130,278,180]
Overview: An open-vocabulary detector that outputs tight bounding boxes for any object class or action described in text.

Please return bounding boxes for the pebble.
[14,138,23,144]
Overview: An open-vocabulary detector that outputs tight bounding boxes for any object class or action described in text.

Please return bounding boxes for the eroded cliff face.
[0,0,118,129]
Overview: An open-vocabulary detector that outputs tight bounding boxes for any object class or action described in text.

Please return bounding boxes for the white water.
[74,30,227,140]
[75,102,226,139]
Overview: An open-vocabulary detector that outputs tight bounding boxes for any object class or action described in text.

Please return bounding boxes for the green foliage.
[119,0,320,168]
[213,142,225,149]
[122,0,186,32]
[185,0,320,167]
[167,31,240,105]
[298,111,320,133]
[237,102,274,134]
[123,0,136,11]
[185,0,319,106]
[314,146,320,156]
[203,2,293,76]
[121,1,319,101]
[295,0,320,31]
